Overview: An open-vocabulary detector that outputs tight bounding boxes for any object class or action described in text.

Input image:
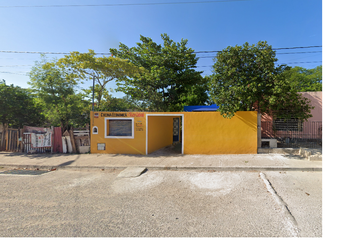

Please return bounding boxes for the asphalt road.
[0,168,322,237]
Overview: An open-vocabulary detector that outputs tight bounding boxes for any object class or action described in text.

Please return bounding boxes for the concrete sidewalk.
[0,151,322,172]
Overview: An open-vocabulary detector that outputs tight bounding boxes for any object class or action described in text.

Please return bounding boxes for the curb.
[0,164,322,172]
[146,166,322,172]
[258,148,300,154]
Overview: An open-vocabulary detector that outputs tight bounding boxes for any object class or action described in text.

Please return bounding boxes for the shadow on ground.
[1,143,183,160]
[112,142,183,158]
[0,152,82,161]
[282,154,307,160]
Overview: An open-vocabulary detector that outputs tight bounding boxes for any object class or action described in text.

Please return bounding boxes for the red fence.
[53,127,63,153]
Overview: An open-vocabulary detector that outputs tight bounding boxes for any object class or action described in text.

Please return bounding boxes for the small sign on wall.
[136,121,143,131]
[97,143,106,150]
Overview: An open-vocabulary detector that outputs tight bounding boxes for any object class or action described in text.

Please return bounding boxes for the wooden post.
[69,129,77,153]
[3,124,7,151]
[1,129,4,151]
[20,128,24,152]
[51,126,54,153]
[5,126,9,151]
[257,113,261,151]
[16,129,19,152]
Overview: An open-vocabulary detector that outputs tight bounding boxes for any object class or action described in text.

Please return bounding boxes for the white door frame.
[146,114,184,155]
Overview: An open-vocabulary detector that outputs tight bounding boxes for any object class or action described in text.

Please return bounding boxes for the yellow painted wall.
[147,116,174,154]
[183,111,258,154]
[90,111,258,155]
[90,112,146,155]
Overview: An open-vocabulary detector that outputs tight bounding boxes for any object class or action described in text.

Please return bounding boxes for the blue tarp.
[183,104,219,112]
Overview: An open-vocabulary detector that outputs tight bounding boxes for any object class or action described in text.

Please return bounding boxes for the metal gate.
[173,117,180,142]
[23,132,52,153]
[261,120,322,148]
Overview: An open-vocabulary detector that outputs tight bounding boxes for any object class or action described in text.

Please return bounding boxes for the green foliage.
[0,82,45,128]
[264,66,314,120]
[110,34,209,112]
[99,95,146,112]
[281,65,322,92]
[28,55,90,130]
[57,50,143,109]
[82,86,144,112]
[210,41,313,120]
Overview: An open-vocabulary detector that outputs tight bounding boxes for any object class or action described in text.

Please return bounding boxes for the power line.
[0,46,322,56]
[196,61,322,68]
[0,71,27,75]
[194,46,322,54]
[0,50,110,55]
[0,0,248,8]
[197,50,322,58]
[1,61,322,75]
[276,51,322,55]
[273,46,322,50]
[0,65,32,67]
[0,46,322,75]
[280,61,322,64]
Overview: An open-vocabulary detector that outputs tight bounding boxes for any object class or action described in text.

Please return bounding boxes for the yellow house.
[90,111,258,155]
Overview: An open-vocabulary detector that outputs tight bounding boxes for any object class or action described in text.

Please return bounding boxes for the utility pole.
[92,76,95,111]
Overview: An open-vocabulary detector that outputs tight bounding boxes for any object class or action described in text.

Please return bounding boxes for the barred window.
[273,118,303,132]
[105,118,134,138]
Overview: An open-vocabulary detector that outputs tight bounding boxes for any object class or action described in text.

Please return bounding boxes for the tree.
[28,55,90,131]
[57,50,143,109]
[110,34,209,112]
[0,81,45,128]
[82,86,145,112]
[209,41,313,120]
[99,95,145,112]
[281,65,322,92]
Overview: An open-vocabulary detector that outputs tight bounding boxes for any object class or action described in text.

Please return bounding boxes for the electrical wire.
[0,0,248,8]
[0,65,32,67]
[0,51,109,55]
[196,61,322,68]
[0,71,27,75]
[1,61,322,76]
[277,51,322,55]
[0,46,322,75]
[273,46,322,50]
[0,46,322,56]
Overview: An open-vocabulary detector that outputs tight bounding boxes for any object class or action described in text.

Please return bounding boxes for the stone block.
[308,155,322,161]
[261,139,277,148]
[79,146,90,154]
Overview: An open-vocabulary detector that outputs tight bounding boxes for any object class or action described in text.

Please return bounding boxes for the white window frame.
[104,117,134,139]
[92,126,98,135]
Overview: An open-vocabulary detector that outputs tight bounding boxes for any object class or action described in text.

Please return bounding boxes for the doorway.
[146,114,184,155]
[173,117,180,143]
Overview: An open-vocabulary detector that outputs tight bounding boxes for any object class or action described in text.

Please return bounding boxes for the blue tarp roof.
[183,104,219,112]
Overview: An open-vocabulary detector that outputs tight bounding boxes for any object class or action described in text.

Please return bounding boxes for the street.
[0,168,322,237]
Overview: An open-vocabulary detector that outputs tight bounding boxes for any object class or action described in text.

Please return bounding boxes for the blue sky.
[0,0,322,97]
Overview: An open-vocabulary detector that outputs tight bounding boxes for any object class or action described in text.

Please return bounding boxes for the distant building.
[261,92,322,147]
